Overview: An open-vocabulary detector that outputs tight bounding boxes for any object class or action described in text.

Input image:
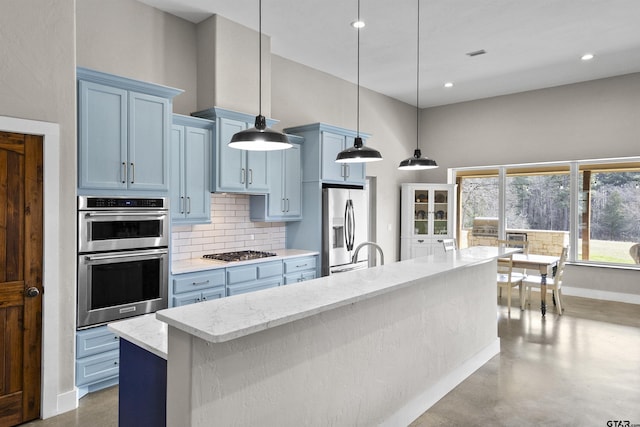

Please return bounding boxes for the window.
[578,168,640,264]
[455,159,640,267]
[458,175,498,248]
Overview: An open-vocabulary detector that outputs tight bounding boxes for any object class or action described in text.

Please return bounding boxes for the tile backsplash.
[171,193,286,261]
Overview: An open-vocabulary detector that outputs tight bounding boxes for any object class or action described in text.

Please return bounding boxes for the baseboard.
[381,338,501,427]
[41,389,78,419]
[563,286,640,305]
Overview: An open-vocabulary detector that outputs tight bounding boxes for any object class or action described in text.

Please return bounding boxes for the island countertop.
[156,246,515,345]
[108,314,167,359]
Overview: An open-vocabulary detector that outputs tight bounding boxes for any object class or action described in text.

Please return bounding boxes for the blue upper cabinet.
[171,115,213,224]
[250,134,303,221]
[77,67,182,193]
[283,123,370,186]
[192,107,275,194]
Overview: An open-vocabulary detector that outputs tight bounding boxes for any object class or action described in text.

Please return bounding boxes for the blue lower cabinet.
[76,349,119,387]
[119,339,166,427]
[226,261,283,296]
[284,271,317,284]
[76,326,120,396]
[227,276,283,296]
[171,269,226,306]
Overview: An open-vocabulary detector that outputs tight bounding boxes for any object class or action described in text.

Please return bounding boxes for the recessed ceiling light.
[444,82,454,88]
[351,20,365,28]
[581,53,594,61]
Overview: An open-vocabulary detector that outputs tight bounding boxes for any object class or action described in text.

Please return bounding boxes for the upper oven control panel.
[78,196,168,210]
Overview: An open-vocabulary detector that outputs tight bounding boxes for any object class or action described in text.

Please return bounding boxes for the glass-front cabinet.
[401,183,456,260]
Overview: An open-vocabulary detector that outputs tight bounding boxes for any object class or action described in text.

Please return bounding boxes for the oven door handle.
[83,212,167,218]
[84,248,168,261]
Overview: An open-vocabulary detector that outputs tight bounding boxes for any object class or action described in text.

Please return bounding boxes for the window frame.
[452,157,640,268]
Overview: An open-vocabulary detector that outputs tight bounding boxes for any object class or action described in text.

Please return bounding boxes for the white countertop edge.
[171,249,319,274]
[108,314,168,360]
[157,247,515,345]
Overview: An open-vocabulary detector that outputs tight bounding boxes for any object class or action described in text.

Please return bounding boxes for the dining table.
[508,253,560,315]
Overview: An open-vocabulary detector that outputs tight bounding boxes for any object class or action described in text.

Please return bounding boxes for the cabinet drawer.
[284,256,317,274]
[173,269,225,294]
[172,291,203,307]
[258,261,283,279]
[227,277,282,296]
[202,287,226,301]
[226,265,258,284]
[77,326,119,359]
[76,349,120,386]
[284,271,316,285]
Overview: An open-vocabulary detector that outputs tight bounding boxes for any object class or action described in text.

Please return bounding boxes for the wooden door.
[0,131,43,426]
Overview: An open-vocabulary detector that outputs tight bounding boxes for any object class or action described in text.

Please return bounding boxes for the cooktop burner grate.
[203,250,277,262]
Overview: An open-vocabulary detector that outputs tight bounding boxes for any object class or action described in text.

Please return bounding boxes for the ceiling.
[138,0,640,108]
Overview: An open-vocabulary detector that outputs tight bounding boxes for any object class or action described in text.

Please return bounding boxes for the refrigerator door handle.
[344,200,350,251]
[346,199,355,251]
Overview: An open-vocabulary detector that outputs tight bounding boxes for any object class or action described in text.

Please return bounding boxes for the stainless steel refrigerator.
[322,185,370,275]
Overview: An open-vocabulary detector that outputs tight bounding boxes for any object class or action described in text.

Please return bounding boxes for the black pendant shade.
[336,137,383,163]
[398,148,437,170]
[336,0,383,164]
[229,0,291,151]
[398,0,438,170]
[229,115,292,151]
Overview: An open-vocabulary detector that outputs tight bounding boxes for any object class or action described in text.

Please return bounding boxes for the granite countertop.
[157,246,518,345]
[108,314,167,359]
[172,249,319,274]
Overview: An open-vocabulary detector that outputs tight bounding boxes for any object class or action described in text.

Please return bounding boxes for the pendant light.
[229,0,292,151]
[398,0,438,170]
[336,0,383,164]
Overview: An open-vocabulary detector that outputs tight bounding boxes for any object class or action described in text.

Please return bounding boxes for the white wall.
[417,74,640,300]
[76,0,198,115]
[0,0,77,416]
[271,56,420,261]
[417,73,640,183]
[196,15,272,115]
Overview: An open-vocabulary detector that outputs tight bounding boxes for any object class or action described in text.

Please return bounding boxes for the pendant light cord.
[416,0,420,151]
[258,0,262,116]
[356,0,360,137]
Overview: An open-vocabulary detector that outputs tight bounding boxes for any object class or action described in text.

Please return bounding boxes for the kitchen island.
[154,246,512,426]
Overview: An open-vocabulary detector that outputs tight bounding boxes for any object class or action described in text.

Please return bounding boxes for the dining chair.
[497,255,525,314]
[497,239,529,255]
[439,238,457,252]
[523,246,569,315]
[497,238,529,276]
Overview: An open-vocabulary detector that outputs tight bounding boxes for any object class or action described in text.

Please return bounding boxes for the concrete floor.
[25,293,640,426]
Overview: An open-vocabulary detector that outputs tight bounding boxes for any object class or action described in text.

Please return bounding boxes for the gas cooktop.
[202,250,277,262]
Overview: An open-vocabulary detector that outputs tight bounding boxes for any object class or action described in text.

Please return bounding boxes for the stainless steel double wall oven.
[77,196,169,328]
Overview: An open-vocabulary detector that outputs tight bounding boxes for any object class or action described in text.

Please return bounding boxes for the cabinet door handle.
[121,162,126,184]
[191,280,210,286]
[130,162,135,184]
[187,197,191,214]
[286,198,290,212]
[346,164,350,178]
[296,264,308,268]
[282,198,285,213]
[180,196,185,214]
[418,239,424,243]
[241,168,246,184]
[249,169,253,184]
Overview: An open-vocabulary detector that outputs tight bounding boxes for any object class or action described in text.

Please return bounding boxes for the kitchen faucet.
[352,242,384,267]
